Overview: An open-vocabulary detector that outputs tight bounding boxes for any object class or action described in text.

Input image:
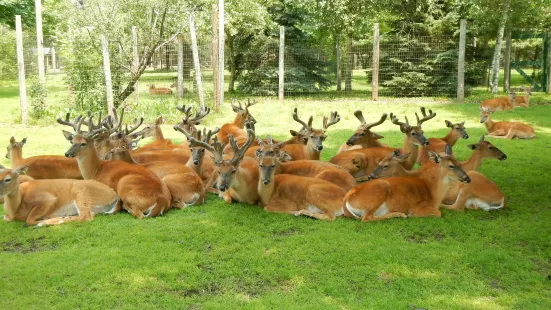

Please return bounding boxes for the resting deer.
[148,84,173,95]
[337,111,387,153]
[281,108,340,160]
[442,171,505,211]
[188,123,259,204]
[105,145,205,208]
[59,115,172,218]
[1,166,119,227]
[480,109,535,139]
[254,136,356,191]
[5,137,82,180]
[175,126,219,184]
[514,86,531,107]
[169,81,188,94]
[330,107,436,178]
[480,89,515,111]
[343,145,471,222]
[256,152,346,220]
[417,120,469,165]
[217,99,257,145]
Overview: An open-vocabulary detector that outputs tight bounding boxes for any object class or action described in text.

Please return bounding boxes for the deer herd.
[0,89,536,226]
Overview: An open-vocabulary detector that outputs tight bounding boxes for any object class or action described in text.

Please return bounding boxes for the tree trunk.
[164,45,170,71]
[490,0,510,94]
[481,37,490,86]
[345,33,353,91]
[227,35,236,92]
[336,34,342,91]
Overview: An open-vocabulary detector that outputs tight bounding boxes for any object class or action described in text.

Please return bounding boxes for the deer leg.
[35,216,85,226]
[408,205,441,218]
[442,189,468,212]
[264,199,298,216]
[24,195,58,226]
[295,210,336,221]
[486,129,507,138]
[361,212,407,222]
[121,202,146,219]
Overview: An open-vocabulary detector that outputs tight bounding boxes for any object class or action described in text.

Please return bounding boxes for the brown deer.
[169,81,189,94]
[5,137,82,180]
[148,84,173,95]
[480,109,535,139]
[337,111,387,153]
[1,166,119,227]
[330,107,436,179]
[281,108,340,160]
[59,115,172,218]
[254,136,356,191]
[480,89,515,111]
[217,99,257,145]
[514,86,531,107]
[174,126,219,184]
[188,123,259,204]
[343,145,471,222]
[442,171,505,211]
[256,153,346,220]
[417,120,469,165]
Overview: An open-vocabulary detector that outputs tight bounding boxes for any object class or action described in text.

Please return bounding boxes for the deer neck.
[400,136,418,169]
[3,187,23,220]
[185,153,204,175]
[441,130,459,146]
[154,126,165,141]
[257,167,279,206]
[524,93,530,105]
[484,117,495,132]
[115,150,138,164]
[9,148,24,167]
[232,115,246,128]
[305,145,321,160]
[419,165,452,209]
[460,150,483,172]
[75,146,102,179]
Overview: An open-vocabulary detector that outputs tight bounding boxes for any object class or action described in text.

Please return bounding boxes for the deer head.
[254,135,293,162]
[445,120,469,139]
[139,116,165,139]
[345,111,387,146]
[390,107,436,146]
[427,145,471,183]
[175,126,220,166]
[230,99,257,126]
[367,150,409,180]
[175,105,210,136]
[59,114,107,158]
[466,135,507,161]
[5,137,27,159]
[290,108,340,152]
[507,88,516,101]
[479,108,494,123]
[0,165,28,196]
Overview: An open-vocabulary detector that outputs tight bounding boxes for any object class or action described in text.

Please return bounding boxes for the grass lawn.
[0,72,550,309]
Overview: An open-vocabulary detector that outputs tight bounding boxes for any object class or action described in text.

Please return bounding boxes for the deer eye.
[80,143,87,147]
[383,165,389,168]
[448,165,455,169]
[359,133,365,136]
[4,178,12,183]
[271,164,275,168]
[310,135,314,139]
[259,164,264,168]
[411,132,416,136]
[488,146,494,150]
[231,169,236,174]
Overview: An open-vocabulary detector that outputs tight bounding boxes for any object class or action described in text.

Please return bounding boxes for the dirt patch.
[172,282,222,297]
[273,228,300,237]
[404,232,446,243]
[1,236,55,253]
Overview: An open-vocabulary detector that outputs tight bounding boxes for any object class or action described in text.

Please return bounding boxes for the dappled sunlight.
[430,294,510,310]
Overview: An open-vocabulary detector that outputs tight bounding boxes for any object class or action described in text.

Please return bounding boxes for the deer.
[253,135,357,191]
[169,81,189,94]
[417,120,469,165]
[104,145,205,208]
[256,152,346,220]
[514,86,531,108]
[337,111,388,153]
[480,89,515,111]
[280,108,340,161]
[442,171,505,212]
[59,115,172,218]
[187,123,259,204]
[174,126,219,184]
[1,166,120,227]
[5,137,82,180]
[480,109,535,139]
[148,84,173,95]
[217,99,257,145]
[329,107,436,179]
[343,145,471,222]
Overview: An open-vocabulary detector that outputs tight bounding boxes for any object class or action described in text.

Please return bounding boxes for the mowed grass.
[1,81,551,308]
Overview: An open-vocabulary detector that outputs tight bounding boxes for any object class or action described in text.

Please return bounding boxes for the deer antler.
[364,113,388,130]
[292,108,311,131]
[390,113,411,130]
[415,107,436,126]
[245,98,257,111]
[230,98,243,111]
[103,108,125,134]
[57,113,84,132]
[76,116,106,140]
[229,122,255,164]
[323,111,340,130]
[354,110,367,124]
[124,116,144,135]
[176,105,193,121]
[174,126,224,162]
[189,106,210,124]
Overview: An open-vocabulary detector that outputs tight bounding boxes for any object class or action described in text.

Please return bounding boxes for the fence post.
[218,0,225,105]
[212,4,219,110]
[503,30,511,92]
[372,23,380,101]
[336,35,341,91]
[15,16,28,125]
[189,12,205,108]
[35,0,45,83]
[345,34,353,91]
[101,35,115,116]
[279,26,285,102]
[132,26,139,105]
[457,19,466,102]
[51,45,57,72]
[176,35,185,99]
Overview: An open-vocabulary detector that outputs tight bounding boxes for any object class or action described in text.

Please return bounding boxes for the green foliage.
[28,80,48,120]
[0,25,16,80]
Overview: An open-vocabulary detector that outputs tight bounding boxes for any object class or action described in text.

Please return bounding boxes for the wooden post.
[35,0,45,83]
[132,26,139,105]
[371,23,380,100]
[336,35,341,91]
[189,12,205,108]
[457,19,466,102]
[15,16,28,125]
[177,35,185,99]
[101,35,115,116]
[51,45,57,72]
[212,4,219,110]
[345,34,353,91]
[278,26,285,102]
[547,30,551,94]
[218,0,224,105]
[504,30,512,92]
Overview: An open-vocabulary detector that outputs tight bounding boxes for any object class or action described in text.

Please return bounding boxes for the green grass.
[1,72,551,309]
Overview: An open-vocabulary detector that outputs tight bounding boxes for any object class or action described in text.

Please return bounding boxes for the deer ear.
[231,105,241,113]
[427,151,441,163]
[62,130,75,142]
[255,149,262,159]
[9,137,15,144]
[20,137,27,145]
[279,151,293,162]
[16,165,29,175]
[398,153,411,161]
[290,130,299,136]
[445,120,453,128]
[155,116,164,125]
